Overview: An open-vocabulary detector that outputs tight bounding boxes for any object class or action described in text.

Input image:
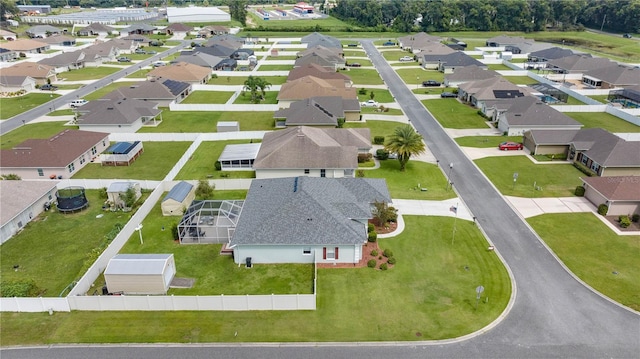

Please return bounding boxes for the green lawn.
[248,13,353,31]
[365,160,457,200]
[1,216,510,344]
[529,213,639,311]
[381,50,414,61]
[58,67,121,81]
[207,75,287,85]
[357,89,394,103]
[138,111,276,133]
[474,156,583,197]
[360,107,404,116]
[486,64,512,71]
[174,140,259,180]
[503,76,539,85]
[346,59,372,67]
[257,64,294,71]
[72,142,191,180]
[266,55,298,60]
[395,68,444,84]
[47,109,74,116]
[412,87,447,95]
[84,82,139,101]
[423,99,490,129]
[0,190,138,297]
[455,136,524,148]
[554,96,586,106]
[343,50,366,57]
[0,121,71,149]
[182,91,235,104]
[565,112,640,133]
[344,120,407,141]
[344,69,384,85]
[124,69,152,79]
[588,95,610,104]
[233,91,279,105]
[0,94,60,120]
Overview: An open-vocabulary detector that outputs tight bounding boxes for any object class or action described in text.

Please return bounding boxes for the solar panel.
[493,90,525,99]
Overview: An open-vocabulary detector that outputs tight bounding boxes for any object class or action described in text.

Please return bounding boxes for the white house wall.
[0,187,57,244]
[78,122,143,133]
[255,168,348,179]
[233,244,360,264]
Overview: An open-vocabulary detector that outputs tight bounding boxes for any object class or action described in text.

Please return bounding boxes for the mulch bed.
[604,216,640,232]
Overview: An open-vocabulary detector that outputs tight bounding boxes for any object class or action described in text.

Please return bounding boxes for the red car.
[499,141,524,151]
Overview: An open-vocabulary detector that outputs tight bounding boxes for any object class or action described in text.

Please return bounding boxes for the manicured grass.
[0,190,139,297]
[257,64,294,71]
[182,91,235,104]
[47,109,74,116]
[342,50,366,57]
[565,112,640,133]
[58,67,121,81]
[174,140,259,180]
[423,99,490,129]
[249,13,353,31]
[266,55,297,60]
[72,142,191,180]
[503,76,539,85]
[455,136,523,148]
[474,156,583,197]
[344,69,384,85]
[486,64,512,71]
[381,50,414,61]
[84,82,139,101]
[529,213,639,311]
[344,120,407,141]
[357,89,394,103]
[233,91,279,105]
[0,216,510,344]
[208,75,287,85]
[360,107,404,116]
[563,96,586,105]
[0,94,60,120]
[138,111,275,133]
[346,58,372,66]
[0,121,71,149]
[395,68,444,84]
[412,87,447,95]
[124,69,152,78]
[365,160,456,200]
[588,95,610,104]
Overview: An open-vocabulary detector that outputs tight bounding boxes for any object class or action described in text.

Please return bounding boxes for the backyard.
[207,75,287,85]
[174,140,259,180]
[233,91,279,105]
[0,93,61,120]
[343,69,384,85]
[182,91,235,104]
[565,112,640,133]
[137,111,276,133]
[423,99,490,129]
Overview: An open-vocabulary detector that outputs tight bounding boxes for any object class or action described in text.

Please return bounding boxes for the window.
[323,247,338,260]
[48,194,52,200]
[91,146,97,155]
[37,168,44,177]
[102,140,106,146]
[68,163,75,173]
[304,169,310,174]
[79,155,86,165]
[303,247,311,255]
[320,169,326,178]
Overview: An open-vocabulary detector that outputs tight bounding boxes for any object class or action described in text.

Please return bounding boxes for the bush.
[370,249,378,256]
[214,161,222,171]
[356,169,365,178]
[387,257,397,265]
[0,279,42,297]
[573,162,596,177]
[367,259,377,268]
[358,153,372,163]
[619,215,631,228]
[575,186,585,197]
[632,214,640,223]
[597,204,608,216]
[383,249,393,258]
[358,88,367,95]
[376,149,389,160]
[380,263,388,270]
[171,223,179,240]
[367,223,375,233]
[368,231,377,242]
[373,136,385,145]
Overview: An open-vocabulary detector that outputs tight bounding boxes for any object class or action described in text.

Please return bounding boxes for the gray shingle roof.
[445,65,499,83]
[547,55,615,73]
[274,96,352,126]
[78,98,160,125]
[175,52,223,68]
[525,129,581,144]
[105,254,172,275]
[583,64,640,86]
[0,180,58,226]
[230,177,391,246]
[301,32,342,49]
[528,47,576,61]
[503,96,582,127]
[38,50,84,67]
[163,181,193,203]
[572,128,640,167]
[582,176,640,200]
[430,52,485,68]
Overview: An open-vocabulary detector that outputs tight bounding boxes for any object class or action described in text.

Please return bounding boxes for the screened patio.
[177,200,244,244]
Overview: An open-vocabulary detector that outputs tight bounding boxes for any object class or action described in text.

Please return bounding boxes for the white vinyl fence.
[169,104,279,112]
[0,297,70,312]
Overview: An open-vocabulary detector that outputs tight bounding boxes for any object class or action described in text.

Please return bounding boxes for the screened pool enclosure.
[177,200,244,244]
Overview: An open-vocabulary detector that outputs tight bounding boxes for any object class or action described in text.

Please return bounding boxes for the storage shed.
[104,254,176,295]
[106,182,141,210]
[161,181,195,216]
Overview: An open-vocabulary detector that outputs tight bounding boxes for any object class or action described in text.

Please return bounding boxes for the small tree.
[119,186,138,208]
[195,179,215,199]
[384,124,426,171]
[372,200,397,227]
[369,90,375,100]
[1,173,21,180]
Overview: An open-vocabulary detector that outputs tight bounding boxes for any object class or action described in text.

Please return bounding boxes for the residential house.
[425,51,486,73]
[398,32,442,52]
[204,34,244,49]
[197,25,229,38]
[277,75,357,108]
[294,51,346,70]
[486,35,527,47]
[546,54,615,74]
[444,65,500,87]
[297,45,344,59]
[0,129,110,179]
[608,84,640,108]
[76,23,116,36]
[0,48,18,62]
[229,176,391,265]
[0,38,50,54]
[147,62,212,84]
[496,96,583,136]
[162,23,193,35]
[274,96,360,127]
[76,98,162,133]
[34,34,76,46]
[458,76,532,108]
[187,44,235,59]
[218,143,262,171]
[0,29,17,41]
[301,32,342,49]
[0,75,36,92]
[582,64,640,89]
[213,58,237,71]
[162,181,195,216]
[522,129,580,156]
[26,25,62,38]
[174,52,224,69]
[252,126,371,179]
[121,23,156,36]
[121,34,152,46]
[287,63,352,86]
[0,180,59,244]
[38,50,85,73]
[2,62,56,84]
[82,41,118,66]
[580,176,640,216]
[107,39,137,54]
[102,78,191,107]
[502,40,551,55]
[526,47,575,69]
[415,42,456,65]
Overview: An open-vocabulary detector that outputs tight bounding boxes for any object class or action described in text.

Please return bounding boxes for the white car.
[360,100,379,107]
[399,56,414,62]
[70,99,88,108]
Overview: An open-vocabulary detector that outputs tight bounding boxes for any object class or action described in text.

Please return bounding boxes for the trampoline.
[56,186,89,213]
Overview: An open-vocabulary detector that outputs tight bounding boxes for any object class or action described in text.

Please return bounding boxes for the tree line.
[330,0,640,34]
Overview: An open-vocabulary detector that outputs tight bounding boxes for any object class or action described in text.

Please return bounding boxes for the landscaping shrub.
[337,118,345,128]
[367,259,377,268]
[370,249,378,257]
[373,136,385,145]
[0,279,42,297]
[597,204,608,216]
[358,153,372,163]
[383,249,393,258]
[387,257,397,265]
[214,161,222,171]
[632,214,640,223]
[619,215,631,228]
[367,223,375,233]
[573,162,596,177]
[171,223,179,240]
[380,263,388,270]
[376,148,389,160]
[368,231,377,242]
[356,169,365,177]
[358,88,367,95]
[575,186,585,197]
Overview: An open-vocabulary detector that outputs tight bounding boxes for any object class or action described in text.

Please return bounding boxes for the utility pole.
[600,14,606,31]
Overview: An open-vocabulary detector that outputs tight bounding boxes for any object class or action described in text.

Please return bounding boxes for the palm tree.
[243,76,271,104]
[384,124,426,171]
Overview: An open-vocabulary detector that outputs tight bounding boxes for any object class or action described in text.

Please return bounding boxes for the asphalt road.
[2,40,638,359]
[0,43,187,136]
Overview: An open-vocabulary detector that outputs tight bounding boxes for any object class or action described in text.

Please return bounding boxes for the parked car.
[347,62,361,67]
[383,41,396,46]
[360,100,379,107]
[499,141,524,151]
[623,33,632,38]
[399,56,414,62]
[422,80,441,87]
[347,43,358,47]
[134,48,146,54]
[40,84,58,91]
[152,61,165,67]
[440,92,457,98]
[117,57,131,62]
[146,50,157,54]
[70,99,88,108]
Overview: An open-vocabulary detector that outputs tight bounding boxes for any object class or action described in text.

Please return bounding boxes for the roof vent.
[293,177,298,192]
